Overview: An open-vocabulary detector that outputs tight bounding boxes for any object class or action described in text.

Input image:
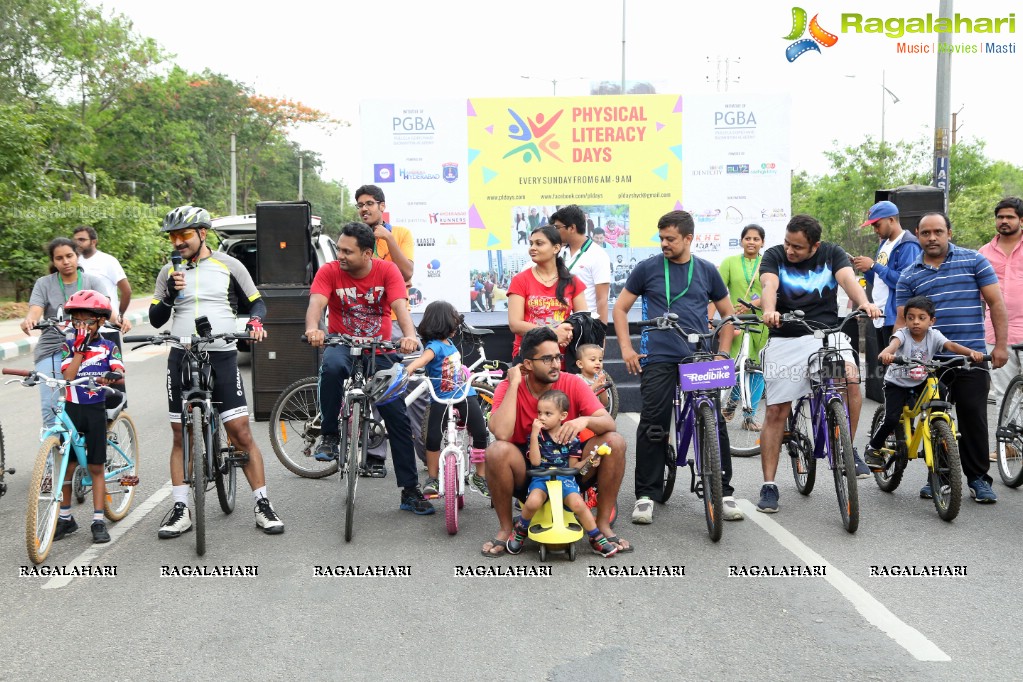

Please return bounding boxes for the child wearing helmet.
[56,289,125,544]
[403,301,490,498]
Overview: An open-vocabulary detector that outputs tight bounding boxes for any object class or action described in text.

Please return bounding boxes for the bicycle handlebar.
[123,331,252,346]
[2,368,120,393]
[890,354,991,369]
[300,333,403,352]
[779,309,865,336]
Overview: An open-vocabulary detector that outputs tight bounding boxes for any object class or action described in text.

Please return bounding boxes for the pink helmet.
[65,289,112,318]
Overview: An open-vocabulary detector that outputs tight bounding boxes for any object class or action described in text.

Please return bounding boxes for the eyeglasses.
[71,317,100,326]
[167,228,197,243]
[527,353,563,366]
[356,200,380,210]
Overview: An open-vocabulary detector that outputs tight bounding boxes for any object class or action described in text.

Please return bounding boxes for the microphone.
[170,252,185,301]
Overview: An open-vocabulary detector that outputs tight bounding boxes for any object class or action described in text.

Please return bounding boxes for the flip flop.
[481,537,508,558]
[605,535,634,553]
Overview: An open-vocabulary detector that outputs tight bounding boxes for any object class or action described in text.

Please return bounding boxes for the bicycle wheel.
[187,406,207,556]
[827,400,858,534]
[728,371,766,457]
[0,421,7,498]
[444,453,459,535]
[269,377,338,478]
[26,437,61,564]
[344,401,363,543]
[929,419,962,522]
[597,376,619,420]
[103,412,139,521]
[72,465,87,503]
[996,375,1023,487]
[697,403,723,542]
[788,399,816,495]
[869,405,905,493]
[210,410,236,514]
[471,382,497,445]
[661,441,678,503]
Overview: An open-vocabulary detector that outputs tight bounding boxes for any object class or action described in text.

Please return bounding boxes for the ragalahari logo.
[503,108,565,163]
[784,7,839,61]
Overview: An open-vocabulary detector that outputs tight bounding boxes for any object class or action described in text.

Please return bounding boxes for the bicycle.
[781,310,865,533]
[0,421,12,500]
[718,298,767,457]
[4,368,139,564]
[995,342,1023,487]
[639,312,753,542]
[124,319,251,556]
[870,355,986,521]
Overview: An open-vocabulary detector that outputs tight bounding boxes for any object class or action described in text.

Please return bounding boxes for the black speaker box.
[251,287,321,420]
[874,185,946,235]
[256,201,314,285]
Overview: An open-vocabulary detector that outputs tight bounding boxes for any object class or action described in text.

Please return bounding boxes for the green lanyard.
[664,257,694,307]
[741,255,761,285]
[566,239,593,272]
[59,272,82,301]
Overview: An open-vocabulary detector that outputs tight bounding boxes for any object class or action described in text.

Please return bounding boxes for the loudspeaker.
[251,287,321,420]
[256,201,313,285]
[874,185,946,235]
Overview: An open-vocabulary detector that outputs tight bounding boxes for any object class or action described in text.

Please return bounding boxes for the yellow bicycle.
[869,355,987,522]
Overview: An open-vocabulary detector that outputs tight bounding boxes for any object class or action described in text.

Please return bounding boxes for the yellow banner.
[466,95,683,250]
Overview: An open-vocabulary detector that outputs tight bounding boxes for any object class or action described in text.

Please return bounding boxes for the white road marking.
[736,499,951,662]
[43,481,172,590]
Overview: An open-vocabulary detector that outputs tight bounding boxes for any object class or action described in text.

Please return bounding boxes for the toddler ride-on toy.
[526,467,584,562]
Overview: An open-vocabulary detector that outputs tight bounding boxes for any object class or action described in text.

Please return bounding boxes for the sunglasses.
[168,228,197,243]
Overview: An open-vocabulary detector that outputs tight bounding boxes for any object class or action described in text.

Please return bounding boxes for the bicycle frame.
[893,373,957,469]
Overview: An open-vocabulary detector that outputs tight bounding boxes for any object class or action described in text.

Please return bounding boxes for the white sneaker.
[157,502,192,539]
[255,498,284,534]
[723,496,744,521]
[631,497,654,524]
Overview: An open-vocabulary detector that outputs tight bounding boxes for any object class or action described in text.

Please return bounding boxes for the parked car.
[212,213,336,351]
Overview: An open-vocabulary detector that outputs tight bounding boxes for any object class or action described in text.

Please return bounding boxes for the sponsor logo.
[399,168,441,181]
[428,211,468,226]
[726,164,750,174]
[503,107,565,162]
[690,165,725,177]
[442,162,459,183]
[784,7,839,62]
[373,163,395,183]
[427,259,442,278]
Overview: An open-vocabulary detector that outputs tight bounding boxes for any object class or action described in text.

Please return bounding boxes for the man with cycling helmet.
[150,205,284,537]
[304,222,432,514]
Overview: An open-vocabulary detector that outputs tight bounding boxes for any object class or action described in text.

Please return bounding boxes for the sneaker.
[757,484,779,513]
[255,498,285,534]
[54,516,78,541]
[722,398,739,421]
[422,476,439,497]
[470,473,490,498]
[919,482,933,499]
[399,486,435,515]
[506,518,528,555]
[863,446,885,471]
[853,448,871,479]
[968,478,998,504]
[722,496,744,521]
[158,502,192,539]
[313,434,340,462]
[631,497,653,524]
[589,532,620,557]
[91,521,110,543]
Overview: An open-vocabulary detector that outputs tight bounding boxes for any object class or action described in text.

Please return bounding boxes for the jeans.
[318,346,418,489]
[635,362,734,501]
[35,351,63,428]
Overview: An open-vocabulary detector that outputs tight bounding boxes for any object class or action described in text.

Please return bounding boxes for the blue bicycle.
[4,368,139,564]
[781,310,865,534]
[639,313,755,542]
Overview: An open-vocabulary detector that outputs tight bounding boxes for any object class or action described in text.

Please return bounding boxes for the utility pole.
[620,0,626,94]
[706,56,741,92]
[952,105,964,147]
[298,156,304,201]
[230,133,237,215]
[933,0,953,210]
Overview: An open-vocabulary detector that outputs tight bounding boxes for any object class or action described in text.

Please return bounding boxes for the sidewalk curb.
[0,309,150,363]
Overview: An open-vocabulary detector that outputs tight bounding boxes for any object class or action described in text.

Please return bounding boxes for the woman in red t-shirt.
[507,225,587,360]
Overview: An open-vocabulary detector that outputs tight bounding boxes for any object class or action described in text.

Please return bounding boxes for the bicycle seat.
[462,324,493,336]
[527,467,578,479]
[105,389,127,422]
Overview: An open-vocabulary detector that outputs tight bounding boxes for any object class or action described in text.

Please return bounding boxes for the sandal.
[505,518,528,555]
[481,537,508,558]
[605,535,634,553]
[589,532,619,557]
[741,416,762,432]
[722,399,739,421]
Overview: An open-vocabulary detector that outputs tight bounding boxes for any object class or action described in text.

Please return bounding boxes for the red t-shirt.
[492,373,604,445]
[507,269,584,358]
[310,259,407,338]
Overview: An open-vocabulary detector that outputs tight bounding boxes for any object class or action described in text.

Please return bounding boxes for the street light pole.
[933,0,953,209]
[621,0,627,94]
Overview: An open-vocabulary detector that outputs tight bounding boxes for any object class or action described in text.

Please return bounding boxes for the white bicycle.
[723,298,767,457]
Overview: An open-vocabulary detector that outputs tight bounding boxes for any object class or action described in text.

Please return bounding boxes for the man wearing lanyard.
[612,210,743,524]
[551,205,612,324]
[357,184,415,477]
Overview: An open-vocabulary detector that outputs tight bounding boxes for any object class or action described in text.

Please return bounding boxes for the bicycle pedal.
[226,454,249,466]
[119,475,139,486]
[4,467,14,474]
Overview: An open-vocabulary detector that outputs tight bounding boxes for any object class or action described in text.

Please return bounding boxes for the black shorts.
[65,402,108,466]
[511,442,595,502]
[166,348,248,424]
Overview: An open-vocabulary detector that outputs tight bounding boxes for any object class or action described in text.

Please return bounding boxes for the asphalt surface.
[1,321,1021,680]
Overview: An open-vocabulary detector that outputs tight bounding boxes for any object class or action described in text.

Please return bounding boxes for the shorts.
[512,443,592,502]
[64,401,108,465]
[166,348,248,424]
[527,474,581,497]
[763,333,856,406]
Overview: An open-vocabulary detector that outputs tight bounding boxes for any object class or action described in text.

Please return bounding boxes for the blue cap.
[861,200,899,226]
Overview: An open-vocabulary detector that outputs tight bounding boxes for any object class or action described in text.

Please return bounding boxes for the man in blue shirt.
[895,211,1007,503]
[612,210,742,524]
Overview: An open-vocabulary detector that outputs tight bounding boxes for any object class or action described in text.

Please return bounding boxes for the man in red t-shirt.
[304,222,434,515]
[480,326,631,556]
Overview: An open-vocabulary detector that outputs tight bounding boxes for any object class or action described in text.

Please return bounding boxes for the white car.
[212,213,337,351]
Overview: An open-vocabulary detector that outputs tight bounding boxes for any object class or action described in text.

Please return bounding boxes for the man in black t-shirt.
[756,215,880,513]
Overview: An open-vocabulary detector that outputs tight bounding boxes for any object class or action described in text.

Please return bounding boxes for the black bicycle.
[124,317,251,556]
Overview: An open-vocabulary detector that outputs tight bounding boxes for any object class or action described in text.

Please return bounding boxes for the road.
[1,322,1021,680]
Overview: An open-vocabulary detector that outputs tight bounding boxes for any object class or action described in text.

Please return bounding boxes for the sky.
[102,0,1021,188]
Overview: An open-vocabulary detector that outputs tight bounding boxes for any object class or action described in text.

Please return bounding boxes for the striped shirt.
[895,243,996,352]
